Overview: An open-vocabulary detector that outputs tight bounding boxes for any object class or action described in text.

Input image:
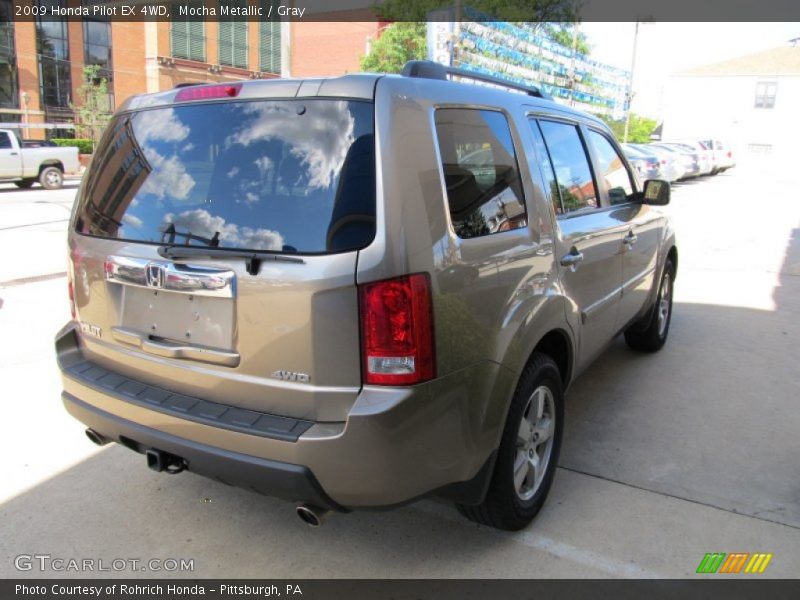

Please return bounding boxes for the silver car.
[56,61,677,531]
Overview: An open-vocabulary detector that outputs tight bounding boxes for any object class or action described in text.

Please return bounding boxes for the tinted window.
[75,99,376,255]
[528,119,563,216]
[587,130,635,205]
[435,109,526,239]
[0,131,11,149]
[538,120,598,214]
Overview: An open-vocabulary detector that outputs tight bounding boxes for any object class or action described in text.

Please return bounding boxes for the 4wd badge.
[270,370,310,383]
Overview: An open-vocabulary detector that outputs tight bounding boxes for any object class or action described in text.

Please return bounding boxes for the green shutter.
[188,21,205,62]
[259,20,281,74]
[219,0,248,69]
[171,1,205,62]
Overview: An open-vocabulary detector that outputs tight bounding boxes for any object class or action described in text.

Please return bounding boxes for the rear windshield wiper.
[157,245,304,276]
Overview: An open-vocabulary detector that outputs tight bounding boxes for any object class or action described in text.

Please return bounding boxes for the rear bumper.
[56,324,513,509]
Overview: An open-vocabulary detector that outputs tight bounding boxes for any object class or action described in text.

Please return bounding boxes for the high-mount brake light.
[359,274,435,386]
[175,84,242,102]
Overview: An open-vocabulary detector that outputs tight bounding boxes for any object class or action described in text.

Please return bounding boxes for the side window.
[587,130,636,206]
[528,119,564,216]
[434,109,527,239]
[537,120,598,214]
[0,131,11,149]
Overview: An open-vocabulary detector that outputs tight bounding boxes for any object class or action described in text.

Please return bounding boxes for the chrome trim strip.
[622,266,656,293]
[104,256,236,298]
[583,287,622,318]
[111,327,240,367]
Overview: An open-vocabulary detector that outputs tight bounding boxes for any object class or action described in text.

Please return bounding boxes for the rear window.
[75,99,375,254]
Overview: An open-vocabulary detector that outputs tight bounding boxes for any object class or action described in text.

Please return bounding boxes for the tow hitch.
[146,449,187,474]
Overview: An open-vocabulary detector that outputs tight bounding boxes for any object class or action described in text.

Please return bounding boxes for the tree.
[374,0,577,22]
[71,65,112,152]
[544,23,591,55]
[599,113,658,144]
[361,22,427,74]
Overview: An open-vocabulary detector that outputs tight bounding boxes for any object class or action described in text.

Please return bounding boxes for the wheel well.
[39,161,64,174]
[531,330,572,387]
[667,246,678,280]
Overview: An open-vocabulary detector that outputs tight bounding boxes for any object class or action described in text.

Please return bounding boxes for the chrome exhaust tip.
[296,504,332,527]
[85,428,110,446]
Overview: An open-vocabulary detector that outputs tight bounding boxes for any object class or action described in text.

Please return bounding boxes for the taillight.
[359,273,435,386]
[68,279,76,320]
[175,83,242,102]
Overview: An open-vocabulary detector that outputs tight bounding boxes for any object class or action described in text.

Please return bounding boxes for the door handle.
[560,249,584,270]
[623,231,638,247]
[10,152,18,156]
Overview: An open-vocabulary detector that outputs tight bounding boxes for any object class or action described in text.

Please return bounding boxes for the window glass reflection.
[75,100,376,255]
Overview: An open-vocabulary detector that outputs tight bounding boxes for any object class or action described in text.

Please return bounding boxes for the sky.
[580,22,800,119]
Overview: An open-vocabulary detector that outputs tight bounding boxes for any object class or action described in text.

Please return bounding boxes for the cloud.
[226,101,356,190]
[140,148,195,200]
[254,156,272,174]
[245,192,259,204]
[161,209,284,251]
[135,108,190,145]
[227,166,240,178]
[122,214,143,228]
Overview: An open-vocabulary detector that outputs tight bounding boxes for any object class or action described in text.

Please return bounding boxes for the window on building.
[0,0,19,110]
[754,82,777,109]
[586,130,636,205]
[259,13,281,74]
[434,109,527,239]
[35,0,72,109]
[82,1,114,111]
[171,1,206,62]
[219,0,248,69]
[537,120,598,214]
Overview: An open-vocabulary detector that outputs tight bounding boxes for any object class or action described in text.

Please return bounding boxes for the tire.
[457,353,564,531]
[14,179,35,189]
[39,166,64,190]
[624,258,674,352]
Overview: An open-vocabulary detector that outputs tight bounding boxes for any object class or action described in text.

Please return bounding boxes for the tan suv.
[56,61,676,530]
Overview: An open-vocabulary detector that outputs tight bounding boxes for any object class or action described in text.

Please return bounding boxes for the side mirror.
[642,179,670,206]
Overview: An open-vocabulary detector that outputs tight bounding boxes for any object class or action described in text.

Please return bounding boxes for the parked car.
[0,129,79,189]
[630,143,682,182]
[700,139,736,172]
[56,60,677,531]
[651,143,701,179]
[622,144,662,181]
[662,140,714,176]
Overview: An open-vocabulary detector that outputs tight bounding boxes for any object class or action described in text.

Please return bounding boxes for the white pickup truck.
[0,129,80,190]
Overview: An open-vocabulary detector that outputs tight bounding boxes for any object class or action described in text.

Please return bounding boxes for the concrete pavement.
[0,164,798,578]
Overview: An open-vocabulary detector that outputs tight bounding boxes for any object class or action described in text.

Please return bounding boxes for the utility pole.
[623,21,640,144]
[569,23,579,106]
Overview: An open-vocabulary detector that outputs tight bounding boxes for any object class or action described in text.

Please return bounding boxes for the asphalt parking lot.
[1,161,798,578]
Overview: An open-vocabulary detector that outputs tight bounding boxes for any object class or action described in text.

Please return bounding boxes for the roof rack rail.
[401,60,552,100]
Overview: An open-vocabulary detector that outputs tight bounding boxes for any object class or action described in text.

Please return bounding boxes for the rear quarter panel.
[359,77,575,449]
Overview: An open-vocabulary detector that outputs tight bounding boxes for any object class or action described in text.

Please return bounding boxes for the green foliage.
[374,0,576,22]
[598,113,658,144]
[360,22,427,74]
[544,23,591,55]
[51,138,94,154]
[70,65,112,152]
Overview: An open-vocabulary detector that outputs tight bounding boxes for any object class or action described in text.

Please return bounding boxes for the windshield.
[74,99,376,255]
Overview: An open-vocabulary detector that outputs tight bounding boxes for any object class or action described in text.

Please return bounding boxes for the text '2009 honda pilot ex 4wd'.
[56,61,677,531]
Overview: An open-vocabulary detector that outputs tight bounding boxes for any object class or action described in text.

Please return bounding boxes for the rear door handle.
[560,250,584,269]
[623,231,638,247]
[10,152,18,156]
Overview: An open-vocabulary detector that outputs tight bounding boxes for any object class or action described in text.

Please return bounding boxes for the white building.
[662,45,800,162]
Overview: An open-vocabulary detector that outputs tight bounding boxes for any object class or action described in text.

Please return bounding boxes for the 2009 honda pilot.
[56,61,677,531]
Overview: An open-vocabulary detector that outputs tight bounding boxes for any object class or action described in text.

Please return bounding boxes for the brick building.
[0,0,381,139]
